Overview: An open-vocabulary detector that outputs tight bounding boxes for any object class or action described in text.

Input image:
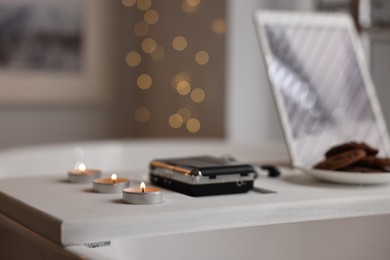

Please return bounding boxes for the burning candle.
[68,162,102,183]
[123,182,162,205]
[93,173,130,193]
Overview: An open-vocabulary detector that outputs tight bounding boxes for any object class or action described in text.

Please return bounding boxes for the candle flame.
[111,173,117,184]
[76,162,86,172]
[140,182,145,193]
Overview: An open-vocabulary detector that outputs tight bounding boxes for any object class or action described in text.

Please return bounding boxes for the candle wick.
[142,187,145,193]
[113,180,116,185]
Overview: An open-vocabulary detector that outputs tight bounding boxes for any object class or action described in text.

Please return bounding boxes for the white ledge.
[1,168,390,246]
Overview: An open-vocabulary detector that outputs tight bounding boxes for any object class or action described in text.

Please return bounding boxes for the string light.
[191,88,205,103]
[137,0,152,11]
[186,118,201,133]
[137,74,152,90]
[135,107,151,123]
[144,9,159,25]
[150,45,165,60]
[181,0,200,13]
[211,19,226,34]
[177,107,191,121]
[172,36,188,51]
[124,0,221,136]
[134,21,149,37]
[169,114,184,128]
[141,38,157,53]
[126,51,141,67]
[195,51,209,65]
[186,0,201,7]
[171,73,190,88]
[122,0,137,7]
[176,81,191,95]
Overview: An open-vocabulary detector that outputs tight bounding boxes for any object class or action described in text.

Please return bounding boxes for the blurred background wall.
[0,0,226,148]
[0,0,389,149]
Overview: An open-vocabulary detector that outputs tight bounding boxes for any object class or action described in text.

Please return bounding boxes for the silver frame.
[150,160,256,185]
[253,11,390,167]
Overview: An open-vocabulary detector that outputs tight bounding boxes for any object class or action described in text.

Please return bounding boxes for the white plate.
[296,166,390,185]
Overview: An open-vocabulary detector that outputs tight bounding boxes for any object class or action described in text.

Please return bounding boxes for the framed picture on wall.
[0,0,111,105]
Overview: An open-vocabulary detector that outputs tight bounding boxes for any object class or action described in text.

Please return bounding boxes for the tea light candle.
[123,182,162,205]
[68,162,102,183]
[93,174,130,193]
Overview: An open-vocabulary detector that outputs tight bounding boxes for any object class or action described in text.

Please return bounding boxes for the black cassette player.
[149,155,257,196]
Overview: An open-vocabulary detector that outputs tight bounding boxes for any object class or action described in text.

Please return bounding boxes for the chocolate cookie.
[325,142,378,158]
[354,156,390,171]
[314,149,366,170]
[340,165,386,173]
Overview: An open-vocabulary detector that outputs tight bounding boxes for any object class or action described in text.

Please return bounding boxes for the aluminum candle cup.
[68,163,102,183]
[123,182,162,205]
[93,174,130,193]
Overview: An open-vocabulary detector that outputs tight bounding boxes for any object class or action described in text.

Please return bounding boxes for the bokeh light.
[134,21,149,37]
[172,36,188,51]
[171,72,190,88]
[211,19,226,34]
[126,51,141,67]
[122,0,137,7]
[176,81,191,95]
[181,0,201,13]
[186,0,201,7]
[141,38,157,53]
[195,51,209,65]
[123,0,223,136]
[137,0,151,11]
[181,0,197,13]
[186,118,201,133]
[135,107,150,123]
[177,107,191,121]
[150,45,165,60]
[191,88,205,103]
[169,114,184,128]
[144,9,159,25]
[137,74,152,90]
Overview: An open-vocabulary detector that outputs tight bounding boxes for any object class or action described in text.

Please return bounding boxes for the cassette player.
[149,155,257,196]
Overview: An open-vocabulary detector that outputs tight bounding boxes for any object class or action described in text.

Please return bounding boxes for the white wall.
[0,107,113,148]
[0,1,135,149]
[226,0,315,144]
